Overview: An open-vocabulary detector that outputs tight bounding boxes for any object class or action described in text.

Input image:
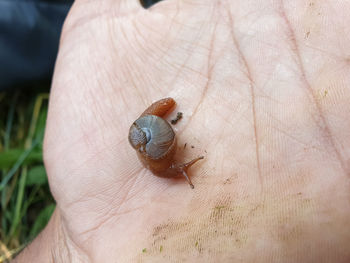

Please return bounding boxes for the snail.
[128,98,204,189]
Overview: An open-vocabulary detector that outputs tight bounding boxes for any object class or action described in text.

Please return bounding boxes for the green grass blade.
[8,167,28,239]
[0,140,39,192]
[0,148,43,169]
[26,165,47,186]
[4,92,19,150]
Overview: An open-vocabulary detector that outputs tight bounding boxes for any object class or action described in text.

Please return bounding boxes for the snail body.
[128,98,203,188]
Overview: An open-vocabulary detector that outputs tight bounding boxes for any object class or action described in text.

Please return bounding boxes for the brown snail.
[128,98,204,189]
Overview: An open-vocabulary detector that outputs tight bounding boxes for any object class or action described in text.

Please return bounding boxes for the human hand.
[16,0,350,262]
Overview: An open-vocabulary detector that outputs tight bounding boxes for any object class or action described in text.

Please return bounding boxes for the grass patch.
[0,90,55,261]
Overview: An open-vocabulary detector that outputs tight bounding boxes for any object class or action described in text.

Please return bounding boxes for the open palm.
[43,0,350,262]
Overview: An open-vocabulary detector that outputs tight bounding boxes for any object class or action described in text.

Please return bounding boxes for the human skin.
[14,0,350,262]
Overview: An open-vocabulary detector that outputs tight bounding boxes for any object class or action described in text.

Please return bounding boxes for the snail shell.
[128,98,203,188]
[129,115,175,160]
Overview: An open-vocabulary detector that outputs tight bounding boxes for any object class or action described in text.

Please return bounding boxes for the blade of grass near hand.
[0,140,39,192]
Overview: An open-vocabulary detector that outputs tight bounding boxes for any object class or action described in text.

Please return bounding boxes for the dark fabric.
[142,0,163,8]
[0,0,164,91]
[0,0,72,90]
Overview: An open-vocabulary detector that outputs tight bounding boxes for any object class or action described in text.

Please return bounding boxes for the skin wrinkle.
[206,103,249,153]
[322,1,347,56]
[226,4,263,193]
[304,44,344,62]
[57,212,92,263]
[127,19,163,98]
[61,7,112,45]
[105,25,134,108]
[112,175,144,213]
[132,19,167,97]
[45,129,125,187]
[116,89,132,125]
[118,27,146,101]
[166,13,215,87]
[132,20,154,60]
[150,6,214,88]
[64,164,144,215]
[178,12,219,137]
[61,165,143,235]
[125,54,151,104]
[279,0,348,175]
[88,88,110,130]
[148,21,183,65]
[80,100,101,138]
[150,24,212,97]
[161,1,182,53]
[66,136,126,176]
[107,41,144,117]
[208,134,250,173]
[60,224,74,263]
[255,67,286,106]
[99,82,122,129]
[167,43,204,91]
[271,121,323,151]
[265,111,323,150]
[216,127,231,178]
[77,173,140,239]
[138,22,171,55]
[168,59,208,79]
[156,49,207,85]
[209,104,244,131]
[52,140,131,208]
[111,20,147,105]
[171,18,205,31]
[115,205,145,216]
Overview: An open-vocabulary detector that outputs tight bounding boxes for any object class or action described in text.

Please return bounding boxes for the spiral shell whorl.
[128,115,175,159]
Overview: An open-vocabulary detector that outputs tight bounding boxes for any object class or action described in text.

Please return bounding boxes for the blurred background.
[0,0,161,261]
